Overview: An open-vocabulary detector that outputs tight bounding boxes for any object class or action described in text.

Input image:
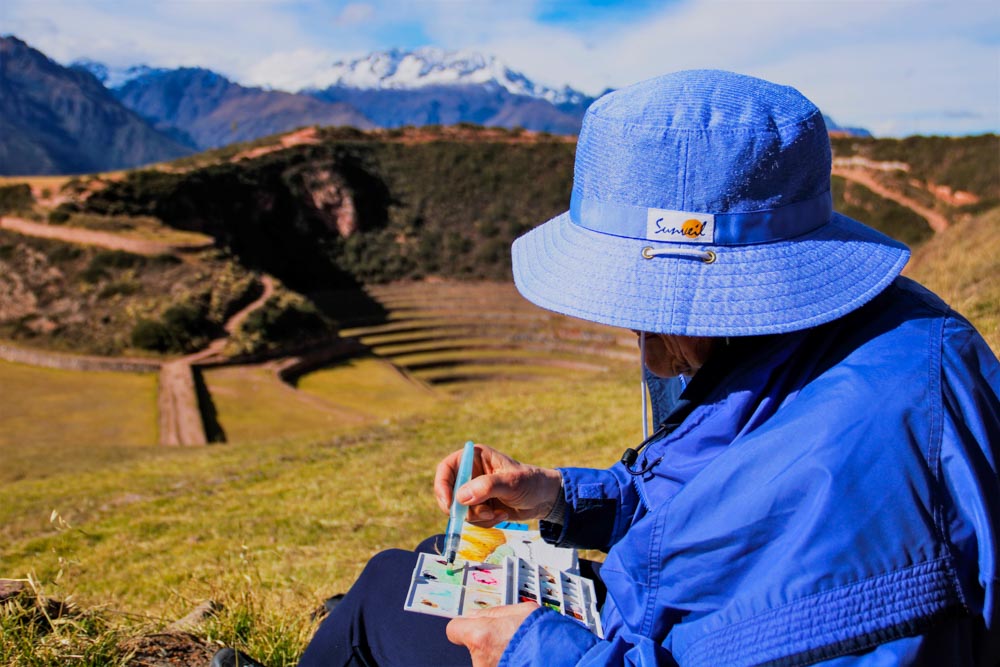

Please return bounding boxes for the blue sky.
[3,0,998,137]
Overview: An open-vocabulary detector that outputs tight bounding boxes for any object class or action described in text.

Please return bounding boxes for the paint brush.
[443,440,476,570]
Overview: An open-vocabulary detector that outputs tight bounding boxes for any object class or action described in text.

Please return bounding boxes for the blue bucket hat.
[511,70,910,336]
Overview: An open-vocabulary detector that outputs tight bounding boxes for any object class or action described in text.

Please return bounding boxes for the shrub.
[131,318,171,351]
[90,250,146,271]
[131,297,215,353]
[0,184,33,214]
[79,250,146,284]
[98,280,140,299]
[152,253,183,266]
[48,209,71,224]
[48,245,83,263]
[240,294,331,350]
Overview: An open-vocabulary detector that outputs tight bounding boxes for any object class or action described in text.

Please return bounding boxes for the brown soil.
[0,216,211,255]
[159,275,278,445]
[123,632,215,667]
[230,126,322,163]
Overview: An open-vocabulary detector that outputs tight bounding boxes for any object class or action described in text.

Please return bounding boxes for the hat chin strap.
[642,246,716,263]
[640,334,649,440]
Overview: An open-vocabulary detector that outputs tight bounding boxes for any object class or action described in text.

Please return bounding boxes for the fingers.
[458,468,529,508]
[434,455,457,513]
[434,446,473,513]
[465,500,509,527]
[434,443,511,513]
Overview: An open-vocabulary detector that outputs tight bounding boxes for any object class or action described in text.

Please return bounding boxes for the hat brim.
[511,212,910,337]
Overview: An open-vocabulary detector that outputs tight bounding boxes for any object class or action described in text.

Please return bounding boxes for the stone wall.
[0,342,160,373]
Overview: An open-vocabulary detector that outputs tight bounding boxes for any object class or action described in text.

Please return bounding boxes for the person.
[295,70,1000,666]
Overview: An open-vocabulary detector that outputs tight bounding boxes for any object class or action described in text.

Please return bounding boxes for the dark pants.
[299,536,605,667]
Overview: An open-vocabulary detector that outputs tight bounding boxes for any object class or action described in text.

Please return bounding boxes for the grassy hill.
[1,367,639,665]
[905,205,1000,351]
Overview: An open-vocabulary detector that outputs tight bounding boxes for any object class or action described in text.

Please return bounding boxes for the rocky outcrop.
[301,169,358,237]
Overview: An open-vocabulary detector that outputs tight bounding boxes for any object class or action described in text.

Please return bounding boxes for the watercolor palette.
[404,530,603,637]
[404,552,511,618]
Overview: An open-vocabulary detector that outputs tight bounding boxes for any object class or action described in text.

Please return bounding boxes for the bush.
[47,245,83,263]
[131,318,171,351]
[98,280,140,299]
[0,184,33,214]
[80,265,109,283]
[90,250,146,271]
[240,294,331,350]
[79,250,146,284]
[48,209,71,224]
[131,298,215,353]
[48,202,80,224]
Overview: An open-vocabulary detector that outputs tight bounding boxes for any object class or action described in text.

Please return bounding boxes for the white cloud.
[469,1,999,135]
[3,0,997,135]
[334,3,375,27]
[3,0,312,79]
[244,47,349,90]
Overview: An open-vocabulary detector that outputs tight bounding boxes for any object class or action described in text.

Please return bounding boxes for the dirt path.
[832,168,950,233]
[157,360,208,446]
[0,216,212,255]
[182,275,277,365]
[158,276,278,445]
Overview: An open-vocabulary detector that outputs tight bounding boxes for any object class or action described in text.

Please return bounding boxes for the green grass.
[295,356,437,418]
[62,212,213,246]
[905,206,1000,352]
[831,175,934,247]
[0,360,157,484]
[0,368,637,664]
[201,366,368,443]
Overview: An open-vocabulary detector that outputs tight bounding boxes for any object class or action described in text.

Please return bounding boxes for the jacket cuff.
[545,466,634,550]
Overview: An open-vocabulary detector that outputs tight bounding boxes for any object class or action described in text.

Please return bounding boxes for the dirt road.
[0,216,212,255]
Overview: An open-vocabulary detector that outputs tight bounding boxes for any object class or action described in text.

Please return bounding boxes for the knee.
[361,548,412,576]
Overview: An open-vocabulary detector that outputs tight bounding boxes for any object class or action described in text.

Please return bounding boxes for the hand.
[434,444,562,527]
[446,603,539,667]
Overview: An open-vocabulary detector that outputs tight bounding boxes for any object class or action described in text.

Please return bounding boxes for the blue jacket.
[501,278,1000,666]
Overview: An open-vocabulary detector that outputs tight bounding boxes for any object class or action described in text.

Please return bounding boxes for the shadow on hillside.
[307,288,390,329]
[192,367,226,443]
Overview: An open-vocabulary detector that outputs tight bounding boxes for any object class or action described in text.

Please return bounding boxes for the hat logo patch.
[645,208,716,244]
[682,219,706,238]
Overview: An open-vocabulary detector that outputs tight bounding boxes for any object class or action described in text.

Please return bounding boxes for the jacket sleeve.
[540,462,642,552]
[500,608,679,667]
[816,316,1000,666]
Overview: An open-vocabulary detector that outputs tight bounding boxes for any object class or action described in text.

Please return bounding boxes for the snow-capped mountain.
[70,58,166,90]
[310,47,590,107]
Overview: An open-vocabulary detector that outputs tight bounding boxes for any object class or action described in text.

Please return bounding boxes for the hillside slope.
[905,206,1000,351]
[0,36,193,175]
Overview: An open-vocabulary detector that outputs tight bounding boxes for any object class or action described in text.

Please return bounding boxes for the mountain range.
[1,35,869,176]
[0,36,192,175]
